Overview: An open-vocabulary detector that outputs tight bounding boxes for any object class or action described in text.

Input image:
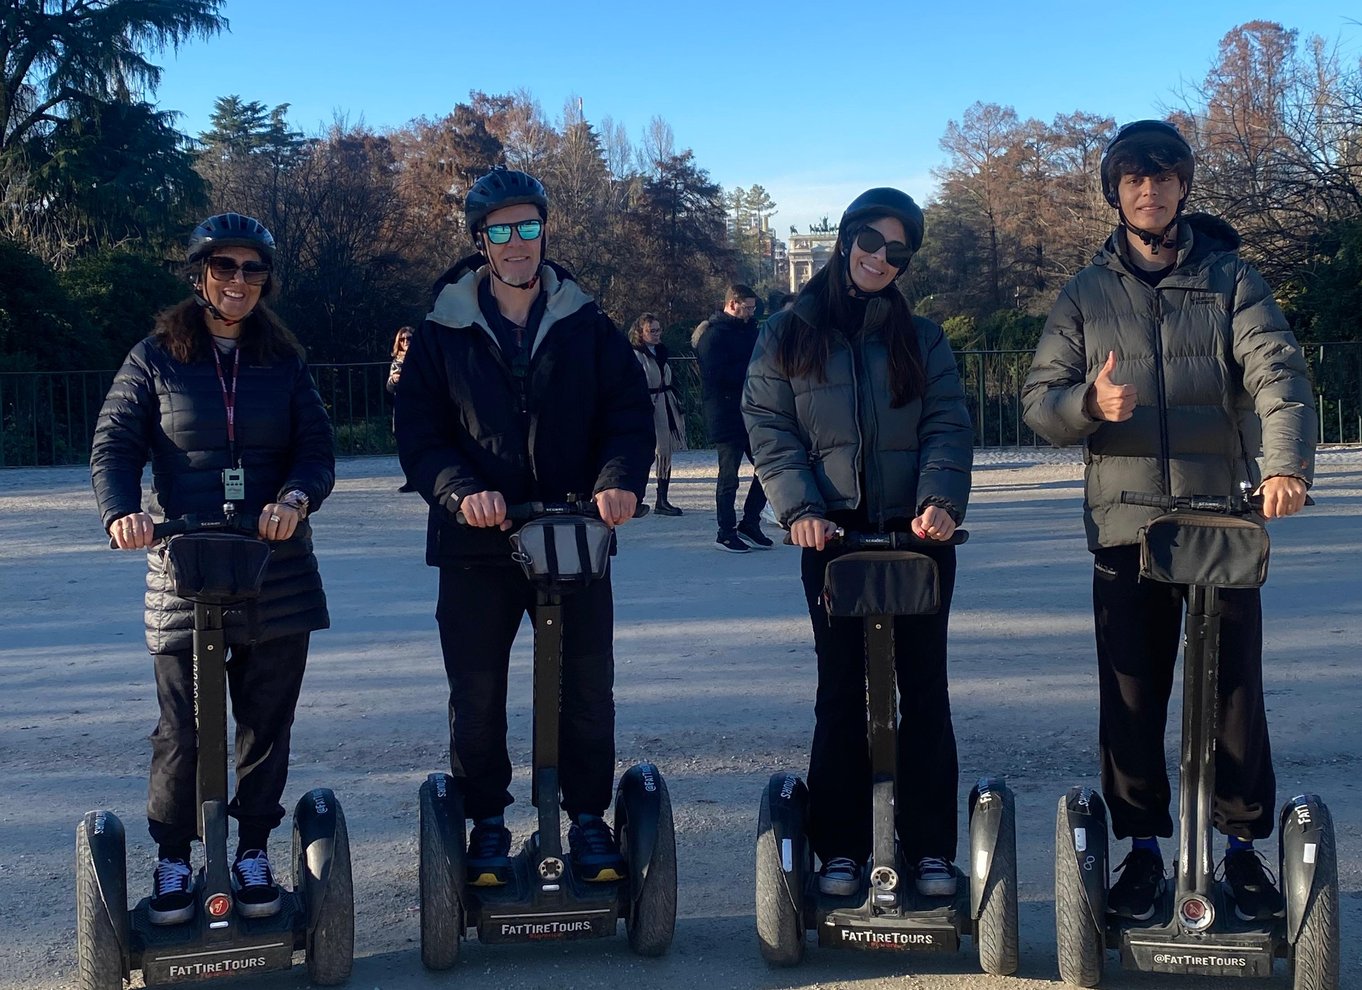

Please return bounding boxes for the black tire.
[75,818,125,990]
[755,787,803,967]
[297,802,354,986]
[1054,794,1103,987]
[623,779,677,956]
[975,788,1019,976]
[1292,804,1339,990]
[419,782,464,970]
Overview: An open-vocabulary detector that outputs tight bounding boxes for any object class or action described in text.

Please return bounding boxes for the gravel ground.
[2,447,1359,990]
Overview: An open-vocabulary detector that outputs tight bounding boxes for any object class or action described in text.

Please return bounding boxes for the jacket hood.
[425,255,595,353]
[1096,211,1243,273]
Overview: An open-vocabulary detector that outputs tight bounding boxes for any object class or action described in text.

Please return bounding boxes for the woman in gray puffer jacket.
[743,188,974,901]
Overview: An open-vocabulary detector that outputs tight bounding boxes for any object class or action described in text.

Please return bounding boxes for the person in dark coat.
[395,168,654,887]
[90,212,335,926]
[744,188,974,899]
[1023,120,1315,924]
[696,283,770,552]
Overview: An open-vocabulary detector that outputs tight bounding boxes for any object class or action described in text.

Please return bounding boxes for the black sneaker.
[818,857,860,896]
[653,501,683,517]
[737,521,774,548]
[1107,848,1165,921]
[916,856,957,897]
[148,857,195,926]
[1223,849,1285,921]
[231,849,281,918]
[568,815,627,882]
[715,532,751,553]
[466,822,513,887]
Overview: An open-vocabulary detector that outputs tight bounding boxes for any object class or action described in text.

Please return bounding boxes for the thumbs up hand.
[1085,351,1138,422]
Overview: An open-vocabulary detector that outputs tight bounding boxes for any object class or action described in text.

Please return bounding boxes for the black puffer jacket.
[395,256,654,565]
[91,333,335,654]
[696,311,760,445]
[1023,213,1316,549]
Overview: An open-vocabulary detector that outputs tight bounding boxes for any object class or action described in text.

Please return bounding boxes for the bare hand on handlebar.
[1256,476,1308,519]
[459,491,512,531]
[911,505,957,541]
[110,511,156,550]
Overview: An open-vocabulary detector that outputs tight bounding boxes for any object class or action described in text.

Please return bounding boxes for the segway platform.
[815,874,969,952]
[1114,908,1279,978]
[129,892,302,983]
[472,835,624,944]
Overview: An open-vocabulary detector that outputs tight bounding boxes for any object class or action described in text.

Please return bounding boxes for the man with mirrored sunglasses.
[395,168,654,888]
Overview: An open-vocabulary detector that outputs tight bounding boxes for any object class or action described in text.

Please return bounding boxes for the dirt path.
[2,449,1358,989]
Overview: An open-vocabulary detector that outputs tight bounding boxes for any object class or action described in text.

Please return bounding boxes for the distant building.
[786,231,837,292]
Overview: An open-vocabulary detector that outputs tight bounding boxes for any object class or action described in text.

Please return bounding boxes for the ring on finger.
[269,514,280,523]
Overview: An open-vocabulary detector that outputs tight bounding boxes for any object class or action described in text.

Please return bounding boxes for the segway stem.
[532,591,565,858]
[1177,584,1221,900]
[865,616,898,897]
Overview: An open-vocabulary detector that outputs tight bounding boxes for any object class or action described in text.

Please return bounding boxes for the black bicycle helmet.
[839,187,926,256]
[464,168,549,242]
[1100,120,1194,210]
[187,212,275,264]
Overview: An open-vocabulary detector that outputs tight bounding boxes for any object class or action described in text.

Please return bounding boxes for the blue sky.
[151,1,1362,233]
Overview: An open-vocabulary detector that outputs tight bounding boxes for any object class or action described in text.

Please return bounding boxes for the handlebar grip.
[456,499,650,525]
[1119,491,1172,509]
[782,528,970,548]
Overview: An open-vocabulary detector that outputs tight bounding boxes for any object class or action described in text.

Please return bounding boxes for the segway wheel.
[294,800,354,986]
[1292,803,1339,990]
[75,815,126,990]
[419,779,465,970]
[1054,795,1103,987]
[622,777,677,956]
[975,787,1019,976]
[755,786,803,967]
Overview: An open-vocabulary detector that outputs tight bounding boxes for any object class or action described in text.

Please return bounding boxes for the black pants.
[148,633,310,848]
[715,440,767,536]
[436,564,616,822]
[1093,545,1274,840]
[801,543,958,866]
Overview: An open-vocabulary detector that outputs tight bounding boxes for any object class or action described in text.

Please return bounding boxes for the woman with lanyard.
[628,312,687,516]
[744,188,974,898]
[91,213,334,926]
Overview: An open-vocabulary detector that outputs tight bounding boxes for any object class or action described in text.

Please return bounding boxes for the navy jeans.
[715,440,767,536]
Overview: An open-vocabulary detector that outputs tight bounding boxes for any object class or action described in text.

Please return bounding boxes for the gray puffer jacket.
[1022,213,1316,550]
[743,294,973,527]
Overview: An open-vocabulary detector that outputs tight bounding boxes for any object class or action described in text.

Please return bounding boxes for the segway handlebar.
[1120,489,1314,515]
[782,527,969,549]
[456,499,650,526]
[108,511,261,549]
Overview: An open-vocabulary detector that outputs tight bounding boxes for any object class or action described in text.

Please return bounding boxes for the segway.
[419,500,676,969]
[76,509,353,988]
[1054,486,1338,988]
[756,527,1019,975]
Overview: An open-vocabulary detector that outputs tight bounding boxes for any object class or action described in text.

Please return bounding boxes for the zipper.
[1151,289,1172,496]
[846,337,867,515]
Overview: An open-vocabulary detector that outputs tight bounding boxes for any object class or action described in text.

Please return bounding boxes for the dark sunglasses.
[205,257,271,285]
[482,219,543,245]
[852,227,913,268]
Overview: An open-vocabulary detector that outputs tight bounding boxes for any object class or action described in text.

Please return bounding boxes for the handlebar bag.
[823,551,940,618]
[164,532,272,605]
[1138,511,1269,589]
[509,517,612,587]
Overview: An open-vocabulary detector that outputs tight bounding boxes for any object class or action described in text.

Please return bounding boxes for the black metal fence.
[5,343,1360,467]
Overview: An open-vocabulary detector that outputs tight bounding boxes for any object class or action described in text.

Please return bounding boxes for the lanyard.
[210,345,241,462]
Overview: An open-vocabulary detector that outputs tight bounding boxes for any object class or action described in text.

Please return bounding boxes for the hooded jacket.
[90,332,334,654]
[743,292,973,527]
[696,310,760,445]
[395,256,654,565]
[1022,213,1316,550]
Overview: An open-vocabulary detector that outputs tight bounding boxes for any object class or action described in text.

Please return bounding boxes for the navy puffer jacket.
[91,331,334,653]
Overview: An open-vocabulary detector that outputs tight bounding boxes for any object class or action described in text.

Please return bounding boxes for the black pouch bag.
[1138,511,1270,589]
[823,551,941,618]
[509,517,613,589]
[164,532,272,605]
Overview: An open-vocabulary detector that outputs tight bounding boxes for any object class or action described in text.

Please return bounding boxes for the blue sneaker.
[466,820,512,887]
[568,815,626,882]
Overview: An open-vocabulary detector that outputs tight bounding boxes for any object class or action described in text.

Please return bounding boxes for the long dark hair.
[154,296,304,364]
[776,224,925,407]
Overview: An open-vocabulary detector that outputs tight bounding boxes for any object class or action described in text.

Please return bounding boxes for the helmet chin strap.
[481,233,544,292]
[193,263,253,326]
[1120,209,1180,256]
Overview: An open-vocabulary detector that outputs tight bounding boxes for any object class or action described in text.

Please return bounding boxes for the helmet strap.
[481,231,545,292]
[192,262,253,327]
[1119,208,1180,256]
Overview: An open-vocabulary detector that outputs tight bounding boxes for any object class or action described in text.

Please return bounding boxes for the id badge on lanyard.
[212,346,246,504]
